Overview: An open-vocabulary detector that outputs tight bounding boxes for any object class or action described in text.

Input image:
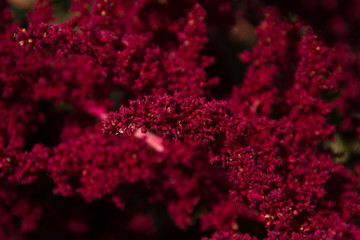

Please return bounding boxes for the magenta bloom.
[1,0,360,239]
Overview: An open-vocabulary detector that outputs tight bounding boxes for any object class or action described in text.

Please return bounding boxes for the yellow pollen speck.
[119,129,124,134]
[231,221,238,230]
[188,19,194,25]
[315,46,320,51]
[101,10,106,16]
[264,214,270,219]
[19,41,24,46]
[22,28,26,33]
[111,122,115,126]
[43,32,47,37]
[28,39,33,43]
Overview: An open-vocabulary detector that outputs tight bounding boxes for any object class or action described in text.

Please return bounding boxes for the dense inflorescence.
[1,0,360,239]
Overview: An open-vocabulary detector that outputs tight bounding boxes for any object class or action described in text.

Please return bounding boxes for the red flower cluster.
[1,0,360,239]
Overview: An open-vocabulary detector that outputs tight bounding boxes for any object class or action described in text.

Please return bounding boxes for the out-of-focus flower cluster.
[1,0,360,239]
